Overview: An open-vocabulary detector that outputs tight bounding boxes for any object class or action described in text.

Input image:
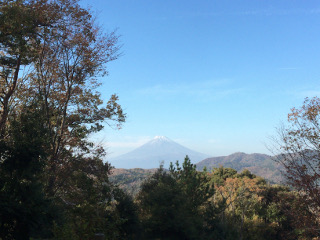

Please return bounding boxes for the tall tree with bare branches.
[1,1,129,238]
[273,97,320,234]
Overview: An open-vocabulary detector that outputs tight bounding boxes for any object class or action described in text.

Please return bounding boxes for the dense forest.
[0,0,320,239]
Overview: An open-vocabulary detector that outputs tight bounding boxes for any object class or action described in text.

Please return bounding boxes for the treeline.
[133,157,318,240]
[2,143,319,240]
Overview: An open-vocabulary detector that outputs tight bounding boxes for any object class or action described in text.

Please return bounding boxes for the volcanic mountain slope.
[196,152,284,183]
[108,136,210,169]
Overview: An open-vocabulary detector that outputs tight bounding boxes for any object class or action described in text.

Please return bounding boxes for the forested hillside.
[109,152,283,195]
[196,152,283,184]
[110,168,157,195]
[111,157,318,239]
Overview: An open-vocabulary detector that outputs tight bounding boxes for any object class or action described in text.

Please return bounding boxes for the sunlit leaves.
[275,97,320,228]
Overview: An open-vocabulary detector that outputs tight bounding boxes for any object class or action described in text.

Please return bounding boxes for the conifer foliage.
[136,157,215,240]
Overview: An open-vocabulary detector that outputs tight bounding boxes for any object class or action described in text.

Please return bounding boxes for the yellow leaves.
[215,176,263,214]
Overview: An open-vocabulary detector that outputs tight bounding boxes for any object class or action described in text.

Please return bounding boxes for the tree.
[1,0,128,238]
[210,166,238,186]
[171,157,216,239]
[215,175,263,240]
[273,97,320,233]
[208,167,317,240]
[0,0,125,198]
[52,164,139,240]
[170,156,214,216]
[136,157,216,239]
[1,0,125,198]
[0,0,49,135]
[257,185,317,240]
[136,166,192,240]
[0,102,55,240]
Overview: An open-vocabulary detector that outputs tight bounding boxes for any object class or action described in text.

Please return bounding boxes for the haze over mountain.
[108,136,210,169]
[107,137,284,183]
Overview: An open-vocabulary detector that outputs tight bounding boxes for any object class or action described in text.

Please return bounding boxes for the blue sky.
[80,0,320,159]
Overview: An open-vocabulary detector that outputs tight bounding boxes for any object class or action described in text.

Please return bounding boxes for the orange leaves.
[288,97,320,123]
[216,177,263,210]
[275,97,320,228]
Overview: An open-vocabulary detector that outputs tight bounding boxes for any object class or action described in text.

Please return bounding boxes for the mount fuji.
[108,136,210,169]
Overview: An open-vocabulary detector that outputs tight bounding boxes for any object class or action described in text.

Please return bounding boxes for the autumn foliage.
[274,97,320,235]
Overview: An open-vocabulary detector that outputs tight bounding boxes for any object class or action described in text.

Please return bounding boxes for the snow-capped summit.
[149,136,173,144]
[108,136,210,169]
[153,136,171,141]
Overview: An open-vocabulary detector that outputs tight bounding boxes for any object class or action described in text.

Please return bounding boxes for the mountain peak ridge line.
[108,136,209,169]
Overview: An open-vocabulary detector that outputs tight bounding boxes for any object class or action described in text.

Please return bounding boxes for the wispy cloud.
[136,79,247,102]
[278,67,298,70]
[236,8,320,16]
[100,136,152,158]
[297,90,320,98]
[286,87,320,99]
[173,8,320,20]
[164,7,320,22]
[104,136,151,149]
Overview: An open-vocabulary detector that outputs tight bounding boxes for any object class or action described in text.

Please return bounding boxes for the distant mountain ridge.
[196,152,283,183]
[108,137,284,183]
[110,152,285,194]
[108,136,210,169]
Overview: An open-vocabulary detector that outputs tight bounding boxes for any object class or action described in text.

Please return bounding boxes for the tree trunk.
[0,56,21,137]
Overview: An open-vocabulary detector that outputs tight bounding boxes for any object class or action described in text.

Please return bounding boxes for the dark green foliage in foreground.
[113,188,141,239]
[137,167,191,239]
[209,166,319,240]
[136,156,218,240]
[0,105,55,240]
[0,105,139,239]
[134,163,319,240]
[0,0,129,239]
